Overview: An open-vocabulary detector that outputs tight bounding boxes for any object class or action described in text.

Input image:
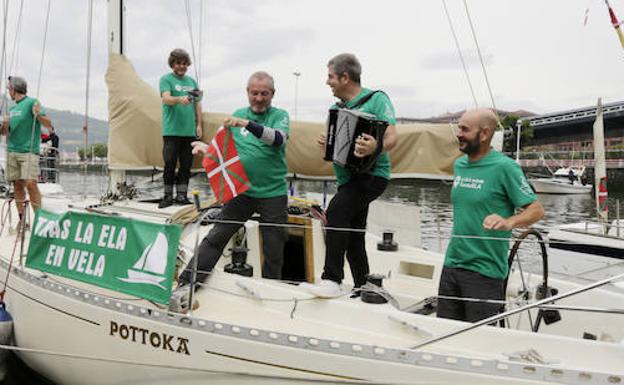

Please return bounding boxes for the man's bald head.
[460,108,497,140]
[456,108,499,158]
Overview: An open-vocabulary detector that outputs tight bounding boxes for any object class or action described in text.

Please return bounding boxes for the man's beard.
[251,103,270,113]
[459,137,481,155]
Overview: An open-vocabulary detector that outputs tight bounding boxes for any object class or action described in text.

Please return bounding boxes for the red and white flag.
[202,127,250,203]
[605,0,624,49]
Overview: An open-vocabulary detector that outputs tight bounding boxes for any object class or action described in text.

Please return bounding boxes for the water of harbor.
[5,169,624,384]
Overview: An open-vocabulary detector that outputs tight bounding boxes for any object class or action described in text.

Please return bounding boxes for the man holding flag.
[172,71,290,311]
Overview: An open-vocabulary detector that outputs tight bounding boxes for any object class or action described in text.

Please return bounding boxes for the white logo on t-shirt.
[454,176,484,190]
[175,85,182,92]
[520,178,533,195]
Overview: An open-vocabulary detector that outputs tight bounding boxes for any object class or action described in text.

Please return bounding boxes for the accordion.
[323,108,388,173]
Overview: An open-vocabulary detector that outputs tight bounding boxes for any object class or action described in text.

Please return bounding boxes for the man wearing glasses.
[158,48,203,208]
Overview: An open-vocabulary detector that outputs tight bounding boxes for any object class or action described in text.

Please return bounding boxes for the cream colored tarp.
[106,53,461,177]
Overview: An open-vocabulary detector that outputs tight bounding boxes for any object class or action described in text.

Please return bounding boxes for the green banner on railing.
[26,209,181,305]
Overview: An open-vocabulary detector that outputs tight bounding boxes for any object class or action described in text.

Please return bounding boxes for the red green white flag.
[605,0,624,49]
[202,127,251,203]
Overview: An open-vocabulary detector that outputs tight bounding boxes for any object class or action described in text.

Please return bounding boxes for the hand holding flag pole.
[200,126,251,204]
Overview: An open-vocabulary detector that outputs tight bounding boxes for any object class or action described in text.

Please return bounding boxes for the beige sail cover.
[106,53,461,177]
[106,54,225,170]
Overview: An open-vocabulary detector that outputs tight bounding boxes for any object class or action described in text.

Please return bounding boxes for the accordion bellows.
[324,109,388,173]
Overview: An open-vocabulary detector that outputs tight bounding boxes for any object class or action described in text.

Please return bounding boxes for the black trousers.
[162,136,194,190]
[321,174,388,287]
[437,266,505,323]
[179,194,288,284]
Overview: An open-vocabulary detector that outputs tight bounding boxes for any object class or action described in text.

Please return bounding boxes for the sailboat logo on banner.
[118,232,169,289]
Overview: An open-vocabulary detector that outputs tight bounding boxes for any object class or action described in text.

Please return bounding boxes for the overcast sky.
[4,0,624,123]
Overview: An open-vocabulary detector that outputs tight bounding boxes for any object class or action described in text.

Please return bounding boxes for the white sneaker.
[304,279,344,298]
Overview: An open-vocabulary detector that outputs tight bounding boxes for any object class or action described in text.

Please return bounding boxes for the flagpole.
[593,98,608,234]
[605,0,624,49]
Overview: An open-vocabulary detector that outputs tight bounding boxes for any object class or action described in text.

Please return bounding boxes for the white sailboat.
[0,2,622,385]
[2,196,624,385]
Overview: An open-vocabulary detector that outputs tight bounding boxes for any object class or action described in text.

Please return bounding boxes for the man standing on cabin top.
[437,108,544,323]
[158,48,203,208]
[1,76,52,219]
[306,53,398,298]
[170,71,290,313]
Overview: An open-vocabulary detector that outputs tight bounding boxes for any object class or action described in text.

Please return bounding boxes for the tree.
[79,143,108,160]
[501,114,533,153]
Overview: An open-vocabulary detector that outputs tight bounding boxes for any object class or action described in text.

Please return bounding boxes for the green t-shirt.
[159,73,199,137]
[231,106,290,198]
[8,96,47,154]
[444,150,537,279]
[331,88,396,186]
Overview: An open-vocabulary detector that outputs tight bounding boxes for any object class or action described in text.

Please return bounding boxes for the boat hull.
[3,260,623,385]
[549,227,624,259]
[530,179,592,194]
[0,268,539,385]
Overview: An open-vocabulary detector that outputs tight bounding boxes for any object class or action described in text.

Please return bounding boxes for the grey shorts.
[7,152,39,181]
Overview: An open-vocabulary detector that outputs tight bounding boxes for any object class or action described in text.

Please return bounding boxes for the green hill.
[44,109,108,151]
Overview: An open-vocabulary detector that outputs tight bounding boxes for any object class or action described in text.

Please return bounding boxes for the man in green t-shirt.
[438,108,544,323]
[171,71,290,312]
[305,53,398,298]
[158,48,203,208]
[0,76,52,218]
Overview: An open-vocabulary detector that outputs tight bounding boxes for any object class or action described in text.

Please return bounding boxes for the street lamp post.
[293,71,301,121]
[515,120,522,164]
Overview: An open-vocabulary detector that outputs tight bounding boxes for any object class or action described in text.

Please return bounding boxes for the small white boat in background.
[530,167,592,194]
[548,220,624,259]
[548,99,624,259]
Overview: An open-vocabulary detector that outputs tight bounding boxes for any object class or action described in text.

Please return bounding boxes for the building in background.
[519,101,624,154]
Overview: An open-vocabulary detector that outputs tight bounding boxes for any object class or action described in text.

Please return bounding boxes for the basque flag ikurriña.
[202,126,251,203]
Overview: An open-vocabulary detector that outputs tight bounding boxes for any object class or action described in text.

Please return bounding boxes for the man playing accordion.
[310,53,397,298]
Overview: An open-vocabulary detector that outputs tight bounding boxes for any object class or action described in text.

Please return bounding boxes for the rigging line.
[198,0,203,87]
[24,0,52,185]
[184,216,583,246]
[462,0,502,126]
[441,0,478,108]
[183,0,200,83]
[410,270,624,350]
[8,0,23,76]
[0,0,9,114]
[83,0,94,179]
[35,0,51,99]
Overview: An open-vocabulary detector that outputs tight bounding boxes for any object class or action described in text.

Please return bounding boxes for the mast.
[593,98,608,232]
[107,0,126,193]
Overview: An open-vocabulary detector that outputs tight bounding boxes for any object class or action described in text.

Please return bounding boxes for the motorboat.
[530,167,592,194]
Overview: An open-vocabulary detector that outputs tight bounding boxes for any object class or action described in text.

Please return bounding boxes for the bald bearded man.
[437,108,544,323]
